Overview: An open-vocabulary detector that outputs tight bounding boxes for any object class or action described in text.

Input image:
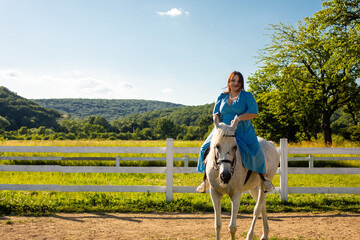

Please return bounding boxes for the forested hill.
[33,98,185,121]
[0,87,61,130]
[111,103,214,139]
[116,103,214,126]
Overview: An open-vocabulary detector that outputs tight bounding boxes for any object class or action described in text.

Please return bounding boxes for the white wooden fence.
[279,138,360,201]
[0,138,359,202]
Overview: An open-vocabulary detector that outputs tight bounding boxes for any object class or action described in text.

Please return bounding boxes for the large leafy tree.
[249,68,319,142]
[249,0,360,145]
[312,0,360,126]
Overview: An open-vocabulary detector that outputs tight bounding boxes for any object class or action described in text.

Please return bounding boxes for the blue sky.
[0,0,323,106]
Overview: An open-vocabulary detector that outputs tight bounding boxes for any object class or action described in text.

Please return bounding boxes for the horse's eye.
[233,146,237,152]
[215,144,220,150]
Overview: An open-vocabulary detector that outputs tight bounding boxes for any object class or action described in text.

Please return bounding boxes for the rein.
[216,159,233,164]
[223,134,236,137]
[214,156,237,174]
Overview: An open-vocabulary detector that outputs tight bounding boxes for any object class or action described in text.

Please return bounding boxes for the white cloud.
[118,81,133,90]
[0,69,22,79]
[75,77,121,95]
[162,88,174,93]
[0,68,142,100]
[156,8,189,17]
[78,77,101,89]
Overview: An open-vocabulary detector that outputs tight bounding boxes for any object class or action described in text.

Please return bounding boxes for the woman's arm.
[231,113,257,126]
[237,113,257,121]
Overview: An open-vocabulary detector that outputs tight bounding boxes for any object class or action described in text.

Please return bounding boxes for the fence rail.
[0,138,359,202]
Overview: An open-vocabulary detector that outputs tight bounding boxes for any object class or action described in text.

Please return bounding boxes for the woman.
[196,71,275,193]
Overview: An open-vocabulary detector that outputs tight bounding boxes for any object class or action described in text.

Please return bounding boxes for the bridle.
[213,134,237,174]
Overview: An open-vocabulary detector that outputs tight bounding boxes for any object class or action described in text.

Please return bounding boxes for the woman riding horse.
[196,71,275,193]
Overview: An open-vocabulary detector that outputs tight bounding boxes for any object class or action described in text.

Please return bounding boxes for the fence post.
[308,155,314,168]
[280,138,288,202]
[116,155,120,167]
[166,138,174,202]
[184,155,189,167]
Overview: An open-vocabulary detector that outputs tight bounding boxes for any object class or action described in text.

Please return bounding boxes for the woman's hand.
[213,114,221,123]
[231,115,238,125]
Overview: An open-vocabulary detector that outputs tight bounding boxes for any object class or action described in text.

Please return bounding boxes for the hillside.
[118,103,214,126]
[109,103,214,139]
[0,87,61,130]
[33,98,185,121]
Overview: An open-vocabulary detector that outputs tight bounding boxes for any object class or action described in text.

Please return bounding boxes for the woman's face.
[229,75,242,93]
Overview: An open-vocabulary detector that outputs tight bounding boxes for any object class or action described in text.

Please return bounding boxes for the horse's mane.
[210,124,234,147]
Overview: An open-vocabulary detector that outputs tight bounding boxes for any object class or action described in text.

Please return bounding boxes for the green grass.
[0,172,359,215]
[0,172,360,188]
[1,190,359,216]
[0,140,359,216]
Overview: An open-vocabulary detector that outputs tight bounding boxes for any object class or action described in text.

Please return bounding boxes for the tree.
[156,118,178,139]
[92,116,112,131]
[197,115,213,139]
[0,116,10,130]
[249,1,360,145]
[249,72,305,142]
[36,126,46,135]
[59,115,81,134]
[18,126,28,135]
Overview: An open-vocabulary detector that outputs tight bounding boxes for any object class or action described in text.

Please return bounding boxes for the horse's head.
[210,115,240,184]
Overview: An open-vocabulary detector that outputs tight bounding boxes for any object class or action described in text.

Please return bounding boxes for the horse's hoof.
[260,233,269,240]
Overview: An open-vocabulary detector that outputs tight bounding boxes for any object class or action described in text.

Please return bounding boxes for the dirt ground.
[0,212,359,240]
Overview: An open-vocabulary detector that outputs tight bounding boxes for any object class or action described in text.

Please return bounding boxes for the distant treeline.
[0,86,214,140]
[32,98,184,121]
[2,107,214,141]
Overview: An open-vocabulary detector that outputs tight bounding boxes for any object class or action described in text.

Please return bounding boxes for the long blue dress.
[197,90,266,174]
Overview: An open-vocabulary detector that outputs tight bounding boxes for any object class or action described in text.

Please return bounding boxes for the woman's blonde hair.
[224,71,244,94]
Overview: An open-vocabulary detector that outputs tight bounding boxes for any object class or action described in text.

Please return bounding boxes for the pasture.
[0,139,360,239]
[0,139,359,215]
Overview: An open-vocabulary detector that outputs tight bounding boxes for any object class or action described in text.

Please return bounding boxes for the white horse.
[205,115,279,240]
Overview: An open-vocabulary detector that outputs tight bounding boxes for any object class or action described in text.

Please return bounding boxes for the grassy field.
[0,139,359,215]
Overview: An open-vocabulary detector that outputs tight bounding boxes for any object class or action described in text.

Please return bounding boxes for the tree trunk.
[349,111,358,126]
[321,110,332,147]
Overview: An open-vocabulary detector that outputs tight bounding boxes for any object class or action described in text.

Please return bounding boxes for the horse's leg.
[229,192,241,240]
[210,187,223,240]
[249,188,269,240]
[259,200,269,240]
[246,185,266,240]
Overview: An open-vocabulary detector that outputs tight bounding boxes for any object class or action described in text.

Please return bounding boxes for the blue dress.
[197,90,266,174]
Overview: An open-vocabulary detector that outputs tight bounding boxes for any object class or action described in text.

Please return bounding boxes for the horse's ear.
[214,115,220,129]
[230,115,240,129]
